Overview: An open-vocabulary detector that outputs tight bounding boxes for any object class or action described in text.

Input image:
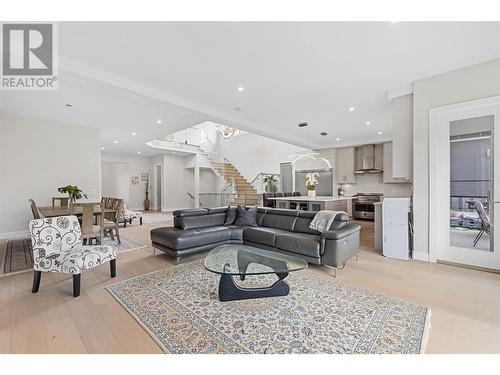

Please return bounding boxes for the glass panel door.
[449,116,493,252]
[430,96,500,270]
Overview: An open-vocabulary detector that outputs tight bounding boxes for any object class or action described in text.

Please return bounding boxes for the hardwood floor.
[0,217,499,353]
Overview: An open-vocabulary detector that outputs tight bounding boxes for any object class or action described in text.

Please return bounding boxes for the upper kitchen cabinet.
[336,147,355,184]
[383,142,410,183]
[391,94,413,180]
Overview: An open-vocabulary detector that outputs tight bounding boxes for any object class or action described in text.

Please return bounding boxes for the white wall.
[413,58,500,257]
[101,152,153,210]
[218,131,310,182]
[101,161,130,202]
[0,111,101,238]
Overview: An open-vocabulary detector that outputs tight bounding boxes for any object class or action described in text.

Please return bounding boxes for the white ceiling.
[1,21,500,153]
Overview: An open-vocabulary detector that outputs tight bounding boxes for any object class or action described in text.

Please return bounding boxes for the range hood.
[354,144,382,173]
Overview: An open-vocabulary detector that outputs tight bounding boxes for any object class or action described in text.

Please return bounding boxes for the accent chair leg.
[73,274,81,297]
[32,271,41,293]
[355,252,359,261]
[123,220,127,228]
[110,259,117,278]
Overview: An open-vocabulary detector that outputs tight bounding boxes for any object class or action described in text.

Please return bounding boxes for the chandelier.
[217,124,237,139]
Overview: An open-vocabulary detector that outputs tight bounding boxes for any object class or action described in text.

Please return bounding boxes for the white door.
[430,96,500,270]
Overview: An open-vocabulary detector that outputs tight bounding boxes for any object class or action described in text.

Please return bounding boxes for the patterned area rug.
[0,235,146,277]
[106,260,431,354]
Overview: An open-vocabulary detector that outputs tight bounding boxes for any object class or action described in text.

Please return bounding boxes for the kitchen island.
[271,196,352,213]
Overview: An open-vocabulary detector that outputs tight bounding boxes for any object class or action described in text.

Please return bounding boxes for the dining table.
[37,204,116,218]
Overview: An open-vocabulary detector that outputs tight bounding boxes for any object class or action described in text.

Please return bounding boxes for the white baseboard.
[412,250,431,262]
[0,230,29,240]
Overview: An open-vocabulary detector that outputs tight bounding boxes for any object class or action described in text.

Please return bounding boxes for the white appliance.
[382,198,411,260]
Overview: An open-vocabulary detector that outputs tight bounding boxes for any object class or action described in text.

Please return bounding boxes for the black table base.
[217,250,290,302]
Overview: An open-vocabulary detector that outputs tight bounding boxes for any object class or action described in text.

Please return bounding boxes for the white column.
[194,153,200,208]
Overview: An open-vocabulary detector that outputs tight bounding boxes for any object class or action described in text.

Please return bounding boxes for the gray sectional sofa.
[150,207,361,274]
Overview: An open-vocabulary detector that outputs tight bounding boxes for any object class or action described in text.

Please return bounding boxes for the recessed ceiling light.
[101,147,105,150]
[320,132,328,136]
[137,151,141,154]
[365,121,371,125]
[237,86,244,92]
[65,103,73,108]
[157,120,162,124]
[131,132,137,136]
[348,107,355,112]
[113,140,118,144]
[336,137,341,141]
[298,122,308,128]
[378,131,383,135]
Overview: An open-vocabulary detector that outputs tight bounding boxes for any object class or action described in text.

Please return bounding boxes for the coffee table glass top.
[204,244,308,276]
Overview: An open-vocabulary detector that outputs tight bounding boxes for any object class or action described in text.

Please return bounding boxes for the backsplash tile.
[340,173,412,197]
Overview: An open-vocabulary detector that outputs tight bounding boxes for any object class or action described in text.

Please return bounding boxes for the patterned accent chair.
[120,203,143,227]
[29,215,117,297]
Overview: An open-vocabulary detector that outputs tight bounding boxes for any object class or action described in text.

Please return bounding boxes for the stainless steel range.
[352,193,383,220]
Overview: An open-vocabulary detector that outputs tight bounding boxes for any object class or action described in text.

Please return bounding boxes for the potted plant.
[263,174,278,193]
[144,170,151,211]
[305,172,320,197]
[57,185,88,213]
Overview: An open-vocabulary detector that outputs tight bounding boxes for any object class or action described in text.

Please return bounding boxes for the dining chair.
[29,215,117,297]
[284,192,293,197]
[293,192,302,197]
[28,199,44,220]
[101,197,124,244]
[473,201,490,247]
[52,197,69,207]
[77,202,104,245]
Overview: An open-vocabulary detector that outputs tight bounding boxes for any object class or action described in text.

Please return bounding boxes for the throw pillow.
[234,205,258,227]
[224,206,237,225]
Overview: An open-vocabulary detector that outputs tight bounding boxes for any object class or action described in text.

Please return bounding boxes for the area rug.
[0,235,146,277]
[106,260,431,354]
[141,213,173,224]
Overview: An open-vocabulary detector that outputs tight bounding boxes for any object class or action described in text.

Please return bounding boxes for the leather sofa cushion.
[294,217,320,235]
[226,225,244,241]
[256,208,267,226]
[173,208,208,217]
[261,209,298,231]
[207,207,229,215]
[243,226,290,247]
[276,232,321,258]
[174,212,226,230]
[151,226,230,250]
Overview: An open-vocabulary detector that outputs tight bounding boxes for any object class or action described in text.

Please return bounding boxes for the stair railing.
[249,173,281,194]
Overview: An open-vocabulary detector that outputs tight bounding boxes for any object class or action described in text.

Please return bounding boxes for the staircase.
[211,161,261,206]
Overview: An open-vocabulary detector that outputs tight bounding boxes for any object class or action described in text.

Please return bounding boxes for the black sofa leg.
[32,271,41,293]
[140,217,143,225]
[110,259,116,278]
[73,274,81,297]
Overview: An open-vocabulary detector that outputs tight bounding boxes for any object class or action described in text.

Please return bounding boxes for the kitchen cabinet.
[392,94,413,180]
[383,142,409,183]
[374,143,384,171]
[336,147,355,184]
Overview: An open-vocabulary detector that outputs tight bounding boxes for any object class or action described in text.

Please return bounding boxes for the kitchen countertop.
[270,196,352,202]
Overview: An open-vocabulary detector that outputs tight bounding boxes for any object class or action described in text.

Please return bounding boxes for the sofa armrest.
[320,224,361,267]
[321,224,361,240]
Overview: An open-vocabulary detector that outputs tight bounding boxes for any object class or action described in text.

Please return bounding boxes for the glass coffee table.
[204,244,308,302]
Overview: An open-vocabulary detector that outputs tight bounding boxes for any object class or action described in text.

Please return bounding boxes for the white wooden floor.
[0,217,499,353]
